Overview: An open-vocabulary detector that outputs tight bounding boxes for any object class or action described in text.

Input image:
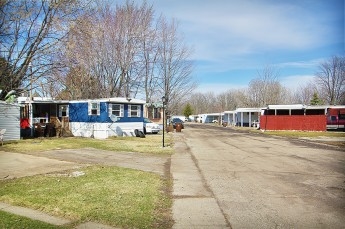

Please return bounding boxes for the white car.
[143,118,160,134]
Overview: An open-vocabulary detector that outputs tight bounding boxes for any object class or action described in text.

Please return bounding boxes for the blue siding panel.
[69,102,144,123]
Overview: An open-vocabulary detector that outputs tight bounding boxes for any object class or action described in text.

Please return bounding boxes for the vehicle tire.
[134,129,140,137]
[138,130,145,138]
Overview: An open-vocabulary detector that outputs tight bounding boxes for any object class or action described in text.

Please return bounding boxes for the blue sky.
[146,0,344,93]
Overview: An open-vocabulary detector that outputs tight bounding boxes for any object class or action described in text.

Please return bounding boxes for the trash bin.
[167,125,174,133]
[176,123,182,132]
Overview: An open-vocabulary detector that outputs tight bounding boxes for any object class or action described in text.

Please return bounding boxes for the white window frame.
[128,104,141,117]
[88,101,100,116]
[108,104,124,117]
[58,105,69,117]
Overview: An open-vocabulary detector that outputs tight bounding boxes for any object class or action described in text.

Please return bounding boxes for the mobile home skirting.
[260,115,327,131]
[70,122,144,139]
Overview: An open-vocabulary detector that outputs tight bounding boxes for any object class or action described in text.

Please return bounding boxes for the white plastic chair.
[0,129,6,146]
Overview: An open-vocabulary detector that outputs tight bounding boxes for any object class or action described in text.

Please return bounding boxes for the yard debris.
[70,171,85,177]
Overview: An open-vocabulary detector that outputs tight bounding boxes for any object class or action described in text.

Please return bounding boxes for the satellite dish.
[110,114,118,122]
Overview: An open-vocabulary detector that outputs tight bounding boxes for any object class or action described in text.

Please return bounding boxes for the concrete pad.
[172,198,228,229]
[0,202,71,225]
[171,144,211,197]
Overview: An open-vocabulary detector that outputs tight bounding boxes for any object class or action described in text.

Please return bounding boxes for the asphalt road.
[180,123,345,228]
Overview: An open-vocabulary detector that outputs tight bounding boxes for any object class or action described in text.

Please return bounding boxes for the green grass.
[0,166,172,228]
[0,210,72,229]
[2,134,173,155]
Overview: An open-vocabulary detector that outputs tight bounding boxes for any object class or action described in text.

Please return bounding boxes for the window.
[147,107,161,119]
[108,104,124,117]
[88,101,100,116]
[128,104,141,117]
[339,114,345,120]
[58,105,69,117]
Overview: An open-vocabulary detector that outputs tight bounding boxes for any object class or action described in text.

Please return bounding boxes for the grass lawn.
[1,133,173,155]
[230,126,345,148]
[0,134,174,228]
[0,166,172,228]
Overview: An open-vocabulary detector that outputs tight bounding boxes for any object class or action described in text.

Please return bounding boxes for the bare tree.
[49,1,158,100]
[156,16,196,115]
[315,56,345,105]
[216,90,240,111]
[0,0,90,99]
[141,19,159,103]
[292,82,320,105]
[247,65,287,106]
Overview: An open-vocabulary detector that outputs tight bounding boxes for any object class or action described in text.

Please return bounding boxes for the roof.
[0,101,23,107]
[17,97,69,104]
[69,98,146,104]
[199,113,224,116]
[265,104,345,110]
[223,110,236,114]
[235,107,262,112]
[17,97,146,104]
[145,102,163,108]
[266,104,305,110]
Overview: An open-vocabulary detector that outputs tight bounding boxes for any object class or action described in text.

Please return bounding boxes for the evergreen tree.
[310,92,323,105]
[183,103,193,118]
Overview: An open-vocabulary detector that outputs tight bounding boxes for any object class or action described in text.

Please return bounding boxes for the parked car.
[143,118,160,134]
[171,118,184,129]
[212,119,218,123]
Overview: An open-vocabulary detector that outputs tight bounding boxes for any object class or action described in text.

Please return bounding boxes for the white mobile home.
[235,108,261,127]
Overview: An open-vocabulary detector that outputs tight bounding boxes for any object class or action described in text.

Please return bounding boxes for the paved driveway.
[178,124,345,228]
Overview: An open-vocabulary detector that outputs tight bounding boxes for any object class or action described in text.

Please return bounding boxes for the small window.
[58,105,69,117]
[108,104,124,117]
[128,104,141,117]
[88,101,100,116]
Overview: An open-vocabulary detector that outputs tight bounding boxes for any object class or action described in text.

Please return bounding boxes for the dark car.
[171,118,184,129]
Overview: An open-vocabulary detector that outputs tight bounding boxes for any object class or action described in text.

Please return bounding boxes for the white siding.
[0,102,21,141]
[70,122,144,139]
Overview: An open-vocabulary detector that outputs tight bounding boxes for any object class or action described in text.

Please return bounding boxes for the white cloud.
[280,74,315,90]
[151,0,339,63]
[194,82,247,94]
[276,58,325,69]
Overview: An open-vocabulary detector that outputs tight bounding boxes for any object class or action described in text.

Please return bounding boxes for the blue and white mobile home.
[69,98,146,139]
[17,97,146,139]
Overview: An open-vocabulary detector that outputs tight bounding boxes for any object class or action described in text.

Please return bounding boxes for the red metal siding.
[260,115,327,131]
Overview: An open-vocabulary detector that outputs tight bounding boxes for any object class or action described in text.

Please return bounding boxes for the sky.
[144,0,344,94]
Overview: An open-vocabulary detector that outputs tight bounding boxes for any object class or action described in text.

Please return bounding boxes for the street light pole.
[29,63,34,137]
[162,96,165,147]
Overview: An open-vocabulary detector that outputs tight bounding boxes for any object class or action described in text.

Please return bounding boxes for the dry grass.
[2,133,174,155]
[0,166,172,228]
